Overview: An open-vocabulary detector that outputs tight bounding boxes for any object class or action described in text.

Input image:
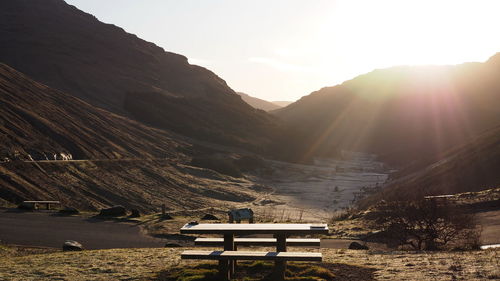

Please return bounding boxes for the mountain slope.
[0,0,279,151]
[360,125,500,205]
[0,63,260,211]
[236,92,282,111]
[272,101,293,107]
[274,54,500,165]
[0,63,187,161]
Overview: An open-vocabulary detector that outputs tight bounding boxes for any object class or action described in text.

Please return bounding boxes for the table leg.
[219,260,230,281]
[223,234,235,278]
[234,244,238,271]
[274,233,287,281]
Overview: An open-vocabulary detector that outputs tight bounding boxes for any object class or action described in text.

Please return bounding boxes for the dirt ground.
[248,152,389,222]
[477,210,500,245]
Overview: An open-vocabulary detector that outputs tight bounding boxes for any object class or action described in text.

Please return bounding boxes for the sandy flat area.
[254,152,389,221]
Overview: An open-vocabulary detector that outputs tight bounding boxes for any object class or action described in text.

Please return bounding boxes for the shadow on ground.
[157,261,376,281]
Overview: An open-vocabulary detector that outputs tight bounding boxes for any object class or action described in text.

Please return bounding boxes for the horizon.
[64,0,500,102]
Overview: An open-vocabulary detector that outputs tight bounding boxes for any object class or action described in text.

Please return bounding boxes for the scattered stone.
[99,205,127,217]
[348,242,369,250]
[17,202,35,211]
[58,206,79,215]
[201,214,219,220]
[130,209,140,218]
[164,243,182,248]
[63,240,83,251]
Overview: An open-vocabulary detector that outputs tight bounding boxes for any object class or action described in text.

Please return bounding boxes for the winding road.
[0,210,166,249]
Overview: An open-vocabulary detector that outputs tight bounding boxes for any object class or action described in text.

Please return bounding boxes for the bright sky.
[65,0,500,102]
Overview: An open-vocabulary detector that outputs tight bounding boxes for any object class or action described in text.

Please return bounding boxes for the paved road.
[0,210,369,250]
[0,210,166,249]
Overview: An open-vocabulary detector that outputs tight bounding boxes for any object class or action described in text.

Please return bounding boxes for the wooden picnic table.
[181,223,328,280]
[22,200,60,210]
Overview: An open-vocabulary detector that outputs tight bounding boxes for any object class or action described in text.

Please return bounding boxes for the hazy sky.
[65,0,500,102]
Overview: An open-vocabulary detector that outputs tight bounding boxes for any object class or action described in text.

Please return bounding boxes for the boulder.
[58,206,79,215]
[63,240,83,251]
[161,213,173,220]
[99,205,126,217]
[348,242,369,250]
[201,214,219,220]
[130,209,140,218]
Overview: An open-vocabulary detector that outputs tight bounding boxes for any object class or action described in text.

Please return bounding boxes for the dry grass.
[0,247,498,281]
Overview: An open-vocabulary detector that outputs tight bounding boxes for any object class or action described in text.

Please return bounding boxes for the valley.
[0,0,499,280]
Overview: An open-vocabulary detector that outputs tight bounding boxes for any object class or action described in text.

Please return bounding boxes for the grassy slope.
[0,247,498,280]
[0,160,258,212]
[0,63,184,160]
[0,63,265,211]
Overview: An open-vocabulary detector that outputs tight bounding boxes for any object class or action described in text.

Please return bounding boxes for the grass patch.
[159,261,335,281]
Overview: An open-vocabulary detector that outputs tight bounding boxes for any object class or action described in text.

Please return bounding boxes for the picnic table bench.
[180,223,328,280]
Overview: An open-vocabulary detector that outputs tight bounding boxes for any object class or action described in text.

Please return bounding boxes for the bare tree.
[368,199,480,250]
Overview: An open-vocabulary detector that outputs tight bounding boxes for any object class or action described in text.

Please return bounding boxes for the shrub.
[367,199,480,250]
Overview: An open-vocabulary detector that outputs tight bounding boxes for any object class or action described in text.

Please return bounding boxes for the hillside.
[360,125,500,205]
[0,63,184,161]
[0,0,279,151]
[272,101,293,107]
[0,63,261,210]
[274,54,500,165]
[236,92,282,111]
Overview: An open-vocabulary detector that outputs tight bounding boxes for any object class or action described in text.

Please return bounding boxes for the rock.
[63,240,83,251]
[130,209,140,218]
[348,242,369,250]
[161,213,173,220]
[201,214,219,220]
[58,206,79,215]
[164,243,182,248]
[17,202,35,211]
[99,205,127,217]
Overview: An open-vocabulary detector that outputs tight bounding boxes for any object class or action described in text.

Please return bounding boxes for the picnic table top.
[180,223,329,235]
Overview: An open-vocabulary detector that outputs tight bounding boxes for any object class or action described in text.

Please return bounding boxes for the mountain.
[0,63,184,161]
[272,101,293,107]
[360,125,500,206]
[0,63,259,211]
[0,0,279,151]
[273,54,500,165]
[236,92,282,111]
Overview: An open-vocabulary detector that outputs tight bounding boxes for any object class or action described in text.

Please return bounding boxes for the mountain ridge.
[273,53,500,165]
